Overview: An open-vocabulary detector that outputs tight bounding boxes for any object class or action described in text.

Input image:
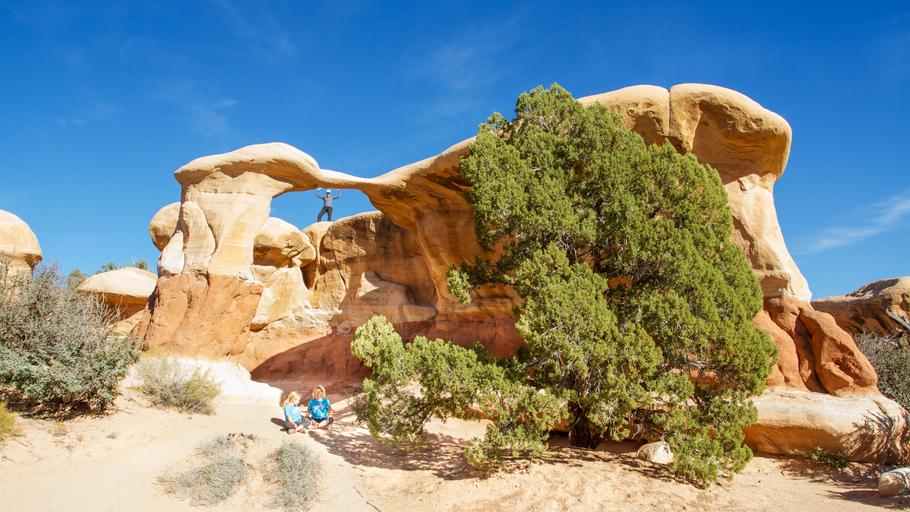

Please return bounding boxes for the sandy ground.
[1,391,906,512]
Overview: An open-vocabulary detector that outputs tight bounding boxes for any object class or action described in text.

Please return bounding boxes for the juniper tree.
[352,85,776,485]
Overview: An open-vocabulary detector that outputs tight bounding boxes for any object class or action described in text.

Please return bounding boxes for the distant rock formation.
[0,210,42,276]
[78,267,157,336]
[132,83,902,462]
[813,277,910,336]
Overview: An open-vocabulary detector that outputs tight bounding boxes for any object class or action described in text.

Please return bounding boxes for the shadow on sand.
[777,456,909,509]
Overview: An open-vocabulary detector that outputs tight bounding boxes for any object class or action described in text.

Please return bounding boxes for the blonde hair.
[283,391,301,406]
[312,385,326,395]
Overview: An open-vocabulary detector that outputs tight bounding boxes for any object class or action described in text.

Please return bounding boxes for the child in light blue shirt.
[282,391,310,433]
[307,385,334,428]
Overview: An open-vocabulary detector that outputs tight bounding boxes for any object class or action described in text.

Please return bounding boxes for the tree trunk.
[568,407,601,449]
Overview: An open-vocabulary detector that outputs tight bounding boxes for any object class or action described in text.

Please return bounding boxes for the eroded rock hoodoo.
[133,83,906,462]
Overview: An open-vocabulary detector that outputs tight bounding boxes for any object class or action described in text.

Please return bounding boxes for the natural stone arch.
[136,83,877,400]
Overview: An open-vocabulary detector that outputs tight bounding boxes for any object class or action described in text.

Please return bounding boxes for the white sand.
[1,391,904,511]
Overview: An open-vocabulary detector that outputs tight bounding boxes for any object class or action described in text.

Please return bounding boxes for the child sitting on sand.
[283,391,310,434]
[307,385,334,429]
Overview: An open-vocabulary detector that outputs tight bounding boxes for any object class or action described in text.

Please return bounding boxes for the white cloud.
[209,0,297,60]
[799,190,910,254]
[53,101,119,129]
[155,80,238,137]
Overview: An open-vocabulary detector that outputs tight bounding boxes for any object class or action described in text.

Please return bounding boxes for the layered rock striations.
[813,277,910,337]
[135,83,902,462]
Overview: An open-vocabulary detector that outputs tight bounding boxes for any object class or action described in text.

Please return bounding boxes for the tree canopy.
[352,84,776,486]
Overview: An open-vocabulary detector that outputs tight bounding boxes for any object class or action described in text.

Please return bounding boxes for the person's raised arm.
[315,189,326,199]
[333,189,342,199]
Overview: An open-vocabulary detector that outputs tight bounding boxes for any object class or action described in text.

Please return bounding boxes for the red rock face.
[762,297,878,396]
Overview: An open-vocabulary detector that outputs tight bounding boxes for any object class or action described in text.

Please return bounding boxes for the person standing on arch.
[315,188,341,222]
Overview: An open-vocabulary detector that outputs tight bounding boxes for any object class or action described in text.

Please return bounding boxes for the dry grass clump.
[266,442,322,511]
[0,401,17,441]
[856,332,910,410]
[158,434,255,505]
[135,355,220,414]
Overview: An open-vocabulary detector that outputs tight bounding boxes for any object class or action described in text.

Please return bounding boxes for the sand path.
[1,392,905,511]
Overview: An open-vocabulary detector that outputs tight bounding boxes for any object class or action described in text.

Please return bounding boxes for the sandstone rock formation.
[0,210,42,276]
[879,467,910,497]
[135,83,895,461]
[813,277,910,337]
[78,267,157,336]
[745,388,907,464]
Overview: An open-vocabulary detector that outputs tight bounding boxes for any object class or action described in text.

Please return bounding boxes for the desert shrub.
[856,332,910,410]
[0,263,141,418]
[0,401,17,441]
[159,434,252,505]
[352,85,776,487]
[266,442,322,511]
[790,447,850,470]
[135,356,220,414]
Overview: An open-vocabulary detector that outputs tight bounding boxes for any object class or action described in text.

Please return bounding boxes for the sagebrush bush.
[0,263,141,418]
[267,442,322,511]
[135,356,220,414]
[159,434,252,505]
[353,85,776,487]
[856,332,910,410]
[0,401,17,441]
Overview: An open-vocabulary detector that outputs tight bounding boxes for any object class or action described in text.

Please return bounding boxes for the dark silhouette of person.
[316,188,341,222]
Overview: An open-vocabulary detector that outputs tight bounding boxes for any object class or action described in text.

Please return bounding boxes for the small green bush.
[135,356,220,414]
[0,401,17,441]
[0,263,141,418]
[792,447,850,470]
[856,332,910,410]
[266,442,322,511]
[159,434,252,505]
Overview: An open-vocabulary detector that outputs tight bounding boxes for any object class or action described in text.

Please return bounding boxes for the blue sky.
[0,1,907,298]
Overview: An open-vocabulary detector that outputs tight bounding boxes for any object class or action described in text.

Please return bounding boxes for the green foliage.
[351,84,777,486]
[99,262,119,273]
[856,332,910,410]
[135,355,220,414]
[97,259,148,273]
[446,266,473,304]
[159,434,251,505]
[352,315,561,467]
[0,263,141,418]
[266,442,322,511]
[0,401,17,441]
[66,269,87,289]
[791,447,850,470]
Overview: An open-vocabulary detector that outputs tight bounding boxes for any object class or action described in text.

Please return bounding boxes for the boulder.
[77,267,157,336]
[813,277,910,337]
[744,388,908,464]
[0,210,42,275]
[149,202,180,251]
[253,217,315,268]
[879,467,910,497]
[636,441,674,464]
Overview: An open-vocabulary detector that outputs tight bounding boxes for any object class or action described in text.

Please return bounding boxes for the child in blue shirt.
[282,391,310,434]
[307,385,334,429]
